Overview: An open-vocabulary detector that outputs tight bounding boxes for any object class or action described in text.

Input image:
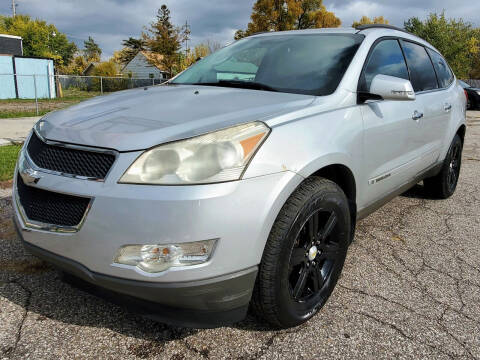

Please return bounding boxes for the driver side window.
[359,39,410,92]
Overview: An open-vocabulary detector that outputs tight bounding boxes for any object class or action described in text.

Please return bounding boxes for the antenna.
[183,20,191,56]
[11,0,18,17]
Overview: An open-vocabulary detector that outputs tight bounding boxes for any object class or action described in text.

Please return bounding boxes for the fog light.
[113,240,217,273]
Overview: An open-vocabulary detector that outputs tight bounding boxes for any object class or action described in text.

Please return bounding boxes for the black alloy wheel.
[424,134,463,199]
[252,177,351,328]
[289,209,342,303]
[446,139,462,194]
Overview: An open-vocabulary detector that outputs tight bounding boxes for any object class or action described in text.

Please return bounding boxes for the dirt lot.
[0,101,79,113]
[0,90,99,118]
[0,112,479,359]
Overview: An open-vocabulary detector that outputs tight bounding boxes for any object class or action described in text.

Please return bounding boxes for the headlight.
[477,91,480,96]
[119,122,270,184]
[113,239,217,273]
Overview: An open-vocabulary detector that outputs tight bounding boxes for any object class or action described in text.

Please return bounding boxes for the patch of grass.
[62,88,102,100]
[0,144,22,181]
[0,89,100,103]
[0,110,51,118]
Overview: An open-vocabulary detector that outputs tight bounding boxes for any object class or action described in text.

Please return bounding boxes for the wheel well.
[457,124,466,144]
[309,164,357,236]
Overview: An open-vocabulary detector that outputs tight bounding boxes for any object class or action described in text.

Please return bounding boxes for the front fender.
[243,105,363,197]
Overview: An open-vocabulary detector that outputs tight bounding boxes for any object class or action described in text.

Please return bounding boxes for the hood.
[38,85,315,151]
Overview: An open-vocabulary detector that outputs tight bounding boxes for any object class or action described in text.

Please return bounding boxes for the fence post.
[100,76,103,95]
[33,74,39,116]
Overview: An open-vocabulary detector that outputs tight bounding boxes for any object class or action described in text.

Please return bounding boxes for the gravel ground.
[1,112,479,360]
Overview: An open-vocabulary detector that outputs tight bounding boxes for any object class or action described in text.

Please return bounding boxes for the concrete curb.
[0,116,40,146]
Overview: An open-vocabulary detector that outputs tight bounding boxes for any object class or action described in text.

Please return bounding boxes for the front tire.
[424,134,463,199]
[252,177,351,328]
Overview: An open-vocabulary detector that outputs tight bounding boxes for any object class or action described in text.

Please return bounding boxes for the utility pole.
[11,0,17,17]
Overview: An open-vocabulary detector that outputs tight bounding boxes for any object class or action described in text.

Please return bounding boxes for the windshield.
[171,33,364,96]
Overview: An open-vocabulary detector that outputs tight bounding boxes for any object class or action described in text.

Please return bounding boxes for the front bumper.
[13,166,302,282]
[16,221,256,327]
[12,148,304,325]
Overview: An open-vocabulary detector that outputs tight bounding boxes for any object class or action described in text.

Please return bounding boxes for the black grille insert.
[27,132,116,179]
[16,175,91,227]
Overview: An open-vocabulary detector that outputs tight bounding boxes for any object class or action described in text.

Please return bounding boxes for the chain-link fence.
[0,74,167,117]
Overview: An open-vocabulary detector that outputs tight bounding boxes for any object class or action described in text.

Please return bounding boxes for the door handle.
[412,111,424,121]
[444,103,452,112]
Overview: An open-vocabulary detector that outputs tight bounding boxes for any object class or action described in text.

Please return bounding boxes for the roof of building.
[141,51,164,68]
[82,62,100,76]
[122,51,166,72]
[0,34,22,40]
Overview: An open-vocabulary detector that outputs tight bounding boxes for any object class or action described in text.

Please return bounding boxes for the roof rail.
[355,24,412,35]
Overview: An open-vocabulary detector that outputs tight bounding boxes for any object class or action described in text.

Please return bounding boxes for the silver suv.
[13,25,466,328]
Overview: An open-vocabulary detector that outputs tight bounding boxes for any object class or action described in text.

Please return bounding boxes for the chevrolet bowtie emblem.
[18,153,42,185]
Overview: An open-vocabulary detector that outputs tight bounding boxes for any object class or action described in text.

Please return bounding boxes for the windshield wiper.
[192,80,279,92]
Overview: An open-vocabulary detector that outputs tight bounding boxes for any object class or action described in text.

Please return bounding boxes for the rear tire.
[252,177,351,328]
[424,134,463,199]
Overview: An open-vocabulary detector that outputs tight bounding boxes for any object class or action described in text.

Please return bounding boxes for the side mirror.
[369,74,415,101]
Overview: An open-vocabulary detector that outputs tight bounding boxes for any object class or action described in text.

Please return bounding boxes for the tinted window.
[427,49,454,88]
[172,34,364,96]
[360,39,409,92]
[401,41,438,92]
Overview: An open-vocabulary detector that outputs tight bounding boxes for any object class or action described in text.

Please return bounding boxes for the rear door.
[401,41,445,170]
[359,38,424,206]
[426,48,456,156]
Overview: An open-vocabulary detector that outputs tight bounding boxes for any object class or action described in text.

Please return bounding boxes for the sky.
[1,0,479,59]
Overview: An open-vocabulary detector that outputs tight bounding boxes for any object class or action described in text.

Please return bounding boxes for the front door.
[358,38,425,206]
[400,40,446,172]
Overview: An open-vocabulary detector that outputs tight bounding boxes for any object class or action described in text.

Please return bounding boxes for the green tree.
[352,16,389,27]
[0,14,77,66]
[91,60,118,77]
[471,29,480,78]
[83,36,102,62]
[183,43,211,69]
[404,12,480,78]
[143,4,184,76]
[234,0,341,40]
[116,37,145,65]
[58,54,87,75]
[294,0,341,29]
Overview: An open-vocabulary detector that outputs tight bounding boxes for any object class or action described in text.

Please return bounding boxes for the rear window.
[427,49,454,88]
[401,41,438,92]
